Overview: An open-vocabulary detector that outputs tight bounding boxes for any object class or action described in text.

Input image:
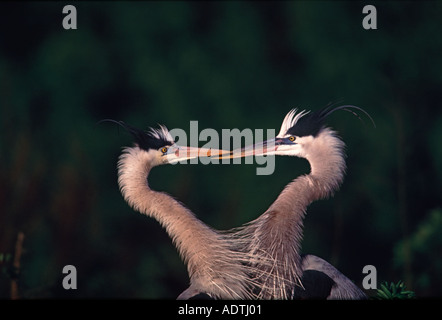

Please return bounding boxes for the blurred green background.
[1,1,441,299]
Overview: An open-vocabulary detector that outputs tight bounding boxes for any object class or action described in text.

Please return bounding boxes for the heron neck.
[116,147,255,299]
[117,147,219,279]
[248,130,346,298]
[306,130,346,200]
[271,129,346,213]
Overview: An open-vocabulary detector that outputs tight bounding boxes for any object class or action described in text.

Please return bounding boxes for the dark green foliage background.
[1,1,441,298]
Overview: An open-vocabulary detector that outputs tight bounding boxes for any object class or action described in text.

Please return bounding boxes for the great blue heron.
[213,105,374,299]
[110,121,265,299]
[110,105,371,299]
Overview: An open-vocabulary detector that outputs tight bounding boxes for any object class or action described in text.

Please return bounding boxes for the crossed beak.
[212,138,283,160]
[170,138,284,163]
[170,147,232,163]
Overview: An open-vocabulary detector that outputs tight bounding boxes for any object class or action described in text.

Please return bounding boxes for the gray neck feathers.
[117,147,258,299]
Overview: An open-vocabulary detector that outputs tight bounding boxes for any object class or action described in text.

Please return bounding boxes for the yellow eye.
[289,136,296,142]
[161,147,168,154]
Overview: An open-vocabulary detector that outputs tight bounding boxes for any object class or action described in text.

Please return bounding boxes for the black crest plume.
[285,104,375,138]
[100,119,174,151]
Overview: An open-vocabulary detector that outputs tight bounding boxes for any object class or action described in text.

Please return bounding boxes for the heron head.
[215,105,374,160]
[104,120,226,166]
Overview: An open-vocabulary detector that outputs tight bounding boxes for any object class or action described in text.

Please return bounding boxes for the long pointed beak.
[213,138,281,160]
[170,147,231,163]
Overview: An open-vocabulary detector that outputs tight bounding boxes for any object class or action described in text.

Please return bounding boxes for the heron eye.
[289,136,296,142]
[161,147,168,154]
